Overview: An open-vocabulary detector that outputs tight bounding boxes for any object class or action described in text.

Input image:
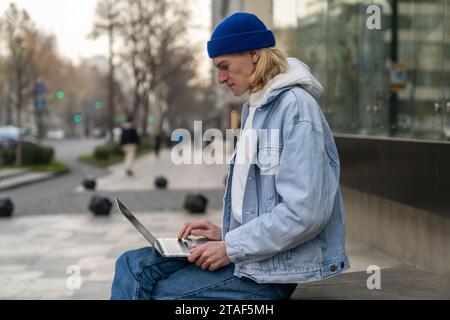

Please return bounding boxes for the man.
[111,12,349,300]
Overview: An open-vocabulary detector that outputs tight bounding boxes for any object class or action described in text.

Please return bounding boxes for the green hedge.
[94,145,112,160]
[1,149,15,164]
[1,142,54,165]
[80,137,154,168]
[93,139,154,161]
[93,142,124,160]
[22,143,54,165]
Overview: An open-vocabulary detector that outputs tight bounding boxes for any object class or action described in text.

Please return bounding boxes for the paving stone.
[71,281,112,300]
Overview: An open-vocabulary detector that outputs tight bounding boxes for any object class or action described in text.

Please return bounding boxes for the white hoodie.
[231,58,324,224]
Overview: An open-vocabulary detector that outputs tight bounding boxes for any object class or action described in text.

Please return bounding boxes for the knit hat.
[207,12,275,58]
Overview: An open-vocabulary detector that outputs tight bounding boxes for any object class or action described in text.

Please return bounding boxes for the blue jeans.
[111,247,297,300]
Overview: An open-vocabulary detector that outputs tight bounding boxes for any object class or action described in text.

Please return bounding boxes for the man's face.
[213,52,257,96]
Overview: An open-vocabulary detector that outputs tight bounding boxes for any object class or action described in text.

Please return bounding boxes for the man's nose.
[217,71,228,84]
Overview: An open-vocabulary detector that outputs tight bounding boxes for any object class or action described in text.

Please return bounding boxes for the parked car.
[0,126,21,149]
[0,126,39,150]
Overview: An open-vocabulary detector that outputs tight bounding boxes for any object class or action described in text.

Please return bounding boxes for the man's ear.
[249,50,260,64]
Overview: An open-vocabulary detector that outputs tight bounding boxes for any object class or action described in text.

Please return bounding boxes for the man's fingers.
[187,220,209,230]
[182,226,195,240]
[201,259,211,270]
[187,246,205,263]
[177,222,191,239]
[192,247,211,267]
[208,263,219,271]
[190,229,210,238]
[196,255,208,267]
[199,254,213,269]
[180,221,211,239]
[180,224,197,239]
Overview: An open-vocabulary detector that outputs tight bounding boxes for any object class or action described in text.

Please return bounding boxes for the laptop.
[115,198,211,257]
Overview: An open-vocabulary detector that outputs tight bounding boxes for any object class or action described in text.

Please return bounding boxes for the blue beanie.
[207,12,275,58]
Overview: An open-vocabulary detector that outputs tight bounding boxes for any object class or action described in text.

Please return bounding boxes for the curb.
[0,169,31,181]
[0,170,69,192]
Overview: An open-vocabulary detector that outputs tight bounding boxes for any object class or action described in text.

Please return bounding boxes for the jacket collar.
[243,85,298,112]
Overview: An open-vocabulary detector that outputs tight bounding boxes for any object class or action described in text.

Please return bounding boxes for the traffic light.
[73,114,82,123]
[55,90,65,100]
[95,101,102,109]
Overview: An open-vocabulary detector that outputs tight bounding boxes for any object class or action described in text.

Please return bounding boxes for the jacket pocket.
[256,145,282,214]
[257,145,282,176]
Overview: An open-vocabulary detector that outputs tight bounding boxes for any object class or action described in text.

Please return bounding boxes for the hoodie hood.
[249,57,324,108]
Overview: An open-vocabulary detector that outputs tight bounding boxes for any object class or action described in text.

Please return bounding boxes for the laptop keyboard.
[159,240,189,255]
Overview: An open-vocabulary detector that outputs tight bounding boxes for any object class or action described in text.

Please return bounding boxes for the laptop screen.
[115,198,157,245]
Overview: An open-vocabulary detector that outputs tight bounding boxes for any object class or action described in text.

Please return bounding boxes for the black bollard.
[154,176,168,189]
[88,195,112,216]
[183,194,208,214]
[82,175,96,190]
[0,197,14,218]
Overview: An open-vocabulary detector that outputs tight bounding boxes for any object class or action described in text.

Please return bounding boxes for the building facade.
[274,0,450,141]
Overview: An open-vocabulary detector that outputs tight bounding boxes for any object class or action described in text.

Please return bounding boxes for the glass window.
[273,0,450,141]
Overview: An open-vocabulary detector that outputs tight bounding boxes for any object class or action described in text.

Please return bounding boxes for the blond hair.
[248,48,287,93]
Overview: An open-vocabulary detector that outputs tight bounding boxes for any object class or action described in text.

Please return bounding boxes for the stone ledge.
[291,267,450,300]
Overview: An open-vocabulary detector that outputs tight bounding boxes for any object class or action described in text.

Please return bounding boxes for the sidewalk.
[76,145,229,192]
[0,209,223,299]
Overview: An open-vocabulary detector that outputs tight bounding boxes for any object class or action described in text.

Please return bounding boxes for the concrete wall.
[343,186,450,276]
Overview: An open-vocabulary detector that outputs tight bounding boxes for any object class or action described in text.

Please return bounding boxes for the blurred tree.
[2,3,38,129]
[0,56,5,125]
[31,36,108,138]
[32,34,63,138]
[89,0,206,138]
[0,3,111,143]
[160,49,201,131]
[76,61,108,136]
[117,0,193,135]
[91,0,122,141]
[1,4,40,165]
[0,17,4,125]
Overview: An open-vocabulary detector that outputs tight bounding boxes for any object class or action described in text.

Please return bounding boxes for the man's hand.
[188,241,231,271]
[177,220,222,241]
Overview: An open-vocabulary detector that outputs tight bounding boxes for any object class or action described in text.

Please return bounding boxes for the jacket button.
[340,262,345,269]
[330,265,336,272]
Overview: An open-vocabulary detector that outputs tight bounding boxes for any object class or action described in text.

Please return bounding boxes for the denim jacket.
[222,84,350,284]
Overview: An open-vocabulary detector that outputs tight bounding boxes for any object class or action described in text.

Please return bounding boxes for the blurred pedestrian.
[112,12,348,300]
[120,116,140,176]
